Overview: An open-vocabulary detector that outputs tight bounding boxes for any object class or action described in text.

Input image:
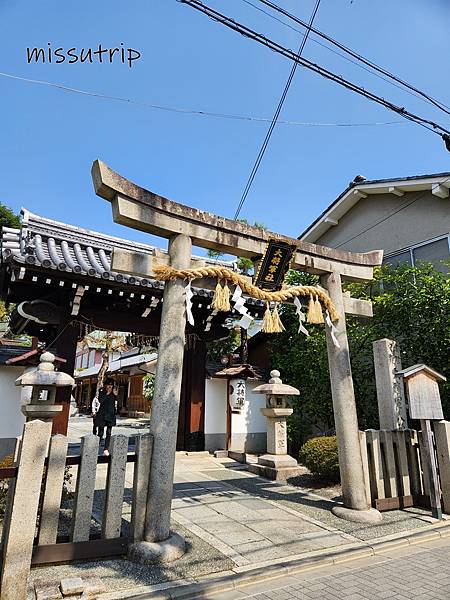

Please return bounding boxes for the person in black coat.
[92,378,117,454]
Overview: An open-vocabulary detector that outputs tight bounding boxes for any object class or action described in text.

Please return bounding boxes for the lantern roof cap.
[252,370,300,396]
[15,351,75,387]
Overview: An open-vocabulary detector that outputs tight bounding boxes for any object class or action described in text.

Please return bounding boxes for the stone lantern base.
[249,454,303,481]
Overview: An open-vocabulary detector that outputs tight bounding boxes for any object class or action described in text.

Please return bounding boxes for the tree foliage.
[0,203,20,230]
[270,263,450,453]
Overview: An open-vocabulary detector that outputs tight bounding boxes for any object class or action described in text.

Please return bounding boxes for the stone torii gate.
[92,160,383,560]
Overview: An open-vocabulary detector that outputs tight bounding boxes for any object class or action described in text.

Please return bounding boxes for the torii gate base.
[92,160,382,562]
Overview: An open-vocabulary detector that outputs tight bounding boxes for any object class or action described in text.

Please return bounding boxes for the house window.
[383,250,412,268]
[412,238,450,273]
[383,235,449,273]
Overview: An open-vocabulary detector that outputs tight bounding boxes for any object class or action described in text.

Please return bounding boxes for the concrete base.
[332,505,383,524]
[128,532,186,565]
[249,453,303,481]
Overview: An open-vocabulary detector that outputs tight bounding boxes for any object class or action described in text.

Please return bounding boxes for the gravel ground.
[28,521,234,598]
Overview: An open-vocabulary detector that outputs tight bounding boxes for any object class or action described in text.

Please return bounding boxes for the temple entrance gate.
[92,160,384,556]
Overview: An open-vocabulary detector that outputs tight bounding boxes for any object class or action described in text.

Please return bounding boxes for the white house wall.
[0,366,26,459]
[204,378,227,452]
[204,378,267,454]
[230,380,266,454]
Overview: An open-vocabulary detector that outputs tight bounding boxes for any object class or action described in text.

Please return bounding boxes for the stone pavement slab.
[42,419,449,599]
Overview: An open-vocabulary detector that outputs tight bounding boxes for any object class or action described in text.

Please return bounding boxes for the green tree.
[270,263,450,454]
[0,204,21,325]
[0,203,20,230]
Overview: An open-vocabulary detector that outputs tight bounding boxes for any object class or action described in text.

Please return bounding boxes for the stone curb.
[103,520,450,600]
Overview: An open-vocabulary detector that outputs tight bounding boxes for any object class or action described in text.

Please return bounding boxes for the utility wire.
[241,0,450,113]
[234,0,321,219]
[179,1,450,140]
[252,0,450,116]
[0,71,420,128]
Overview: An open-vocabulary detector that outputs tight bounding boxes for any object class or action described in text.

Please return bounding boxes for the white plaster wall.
[231,380,266,434]
[205,378,227,434]
[0,366,26,440]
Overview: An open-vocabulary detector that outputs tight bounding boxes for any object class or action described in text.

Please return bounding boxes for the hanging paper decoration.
[294,297,309,336]
[231,285,255,331]
[185,281,195,326]
[205,309,218,332]
[325,310,340,348]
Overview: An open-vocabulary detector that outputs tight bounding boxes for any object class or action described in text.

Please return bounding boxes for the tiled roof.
[0,209,226,293]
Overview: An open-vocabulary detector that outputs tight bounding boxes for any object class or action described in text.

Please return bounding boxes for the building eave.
[299,172,450,243]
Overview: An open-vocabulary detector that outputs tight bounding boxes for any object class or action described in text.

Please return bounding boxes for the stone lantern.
[249,370,303,480]
[16,351,75,422]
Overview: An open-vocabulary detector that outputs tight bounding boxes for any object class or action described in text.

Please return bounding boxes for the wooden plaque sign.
[254,239,296,291]
[407,374,444,420]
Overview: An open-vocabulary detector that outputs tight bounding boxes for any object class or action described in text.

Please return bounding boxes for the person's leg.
[104,425,112,450]
[97,426,105,441]
[92,421,97,435]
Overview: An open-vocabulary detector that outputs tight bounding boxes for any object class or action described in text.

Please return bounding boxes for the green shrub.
[299,436,340,482]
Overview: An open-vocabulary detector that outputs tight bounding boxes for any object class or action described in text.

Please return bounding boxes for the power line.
[179,1,450,141]
[240,0,450,113]
[0,70,421,128]
[234,0,321,219]
[334,175,450,248]
[252,0,450,117]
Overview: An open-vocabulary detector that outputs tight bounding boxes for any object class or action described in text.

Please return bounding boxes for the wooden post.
[420,419,442,519]
[1,421,52,600]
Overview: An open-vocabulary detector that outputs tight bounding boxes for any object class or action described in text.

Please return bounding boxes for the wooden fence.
[0,420,153,600]
[360,422,450,513]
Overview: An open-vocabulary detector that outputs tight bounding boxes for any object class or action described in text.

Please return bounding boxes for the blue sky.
[1,0,449,252]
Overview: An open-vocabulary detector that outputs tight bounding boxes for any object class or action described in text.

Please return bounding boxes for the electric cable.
[252,0,450,116]
[241,0,450,113]
[234,0,321,220]
[3,71,449,129]
[178,1,450,141]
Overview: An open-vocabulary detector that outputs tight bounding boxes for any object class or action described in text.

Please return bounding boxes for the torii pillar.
[92,161,382,559]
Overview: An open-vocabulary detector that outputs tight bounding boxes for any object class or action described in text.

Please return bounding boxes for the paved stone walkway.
[172,454,355,567]
[44,417,446,598]
[207,538,450,600]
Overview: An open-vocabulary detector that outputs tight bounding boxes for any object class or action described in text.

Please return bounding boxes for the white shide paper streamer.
[293,297,309,337]
[325,310,340,348]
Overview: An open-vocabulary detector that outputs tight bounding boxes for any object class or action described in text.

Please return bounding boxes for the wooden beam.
[432,184,449,199]
[92,160,383,281]
[31,537,128,566]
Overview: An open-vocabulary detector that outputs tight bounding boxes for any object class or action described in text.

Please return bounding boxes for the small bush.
[299,436,340,482]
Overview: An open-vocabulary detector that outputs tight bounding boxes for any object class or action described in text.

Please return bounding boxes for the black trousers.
[93,424,113,449]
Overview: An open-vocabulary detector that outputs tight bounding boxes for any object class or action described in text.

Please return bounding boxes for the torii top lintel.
[92,160,383,282]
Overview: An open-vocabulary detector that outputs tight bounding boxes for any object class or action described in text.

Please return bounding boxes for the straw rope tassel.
[212,281,223,311]
[314,296,324,324]
[262,302,274,333]
[221,281,231,312]
[271,303,285,333]
[307,295,323,324]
